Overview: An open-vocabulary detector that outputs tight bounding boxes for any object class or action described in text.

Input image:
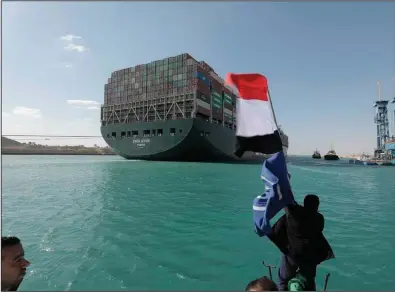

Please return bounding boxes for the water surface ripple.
[2,155,394,290]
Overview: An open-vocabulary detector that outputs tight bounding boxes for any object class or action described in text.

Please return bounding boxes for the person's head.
[245,276,278,291]
[1,236,30,290]
[304,194,320,212]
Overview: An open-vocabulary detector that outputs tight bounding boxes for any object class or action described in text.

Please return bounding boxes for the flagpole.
[267,89,280,129]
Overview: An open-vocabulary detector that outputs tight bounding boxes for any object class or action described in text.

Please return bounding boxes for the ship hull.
[312,155,321,159]
[348,159,378,166]
[349,159,394,166]
[324,155,339,161]
[101,118,288,163]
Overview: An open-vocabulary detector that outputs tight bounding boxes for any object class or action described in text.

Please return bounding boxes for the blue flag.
[253,151,295,237]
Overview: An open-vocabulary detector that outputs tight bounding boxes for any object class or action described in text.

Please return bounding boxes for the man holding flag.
[226,73,334,291]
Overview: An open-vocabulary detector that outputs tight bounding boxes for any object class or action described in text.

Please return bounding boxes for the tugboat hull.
[324,155,339,161]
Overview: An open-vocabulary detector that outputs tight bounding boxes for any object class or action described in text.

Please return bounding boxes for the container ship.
[100,53,289,162]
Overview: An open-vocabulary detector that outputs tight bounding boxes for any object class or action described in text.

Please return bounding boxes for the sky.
[2,1,395,155]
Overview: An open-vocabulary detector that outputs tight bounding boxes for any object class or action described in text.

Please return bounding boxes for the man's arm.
[284,200,299,215]
[267,215,289,255]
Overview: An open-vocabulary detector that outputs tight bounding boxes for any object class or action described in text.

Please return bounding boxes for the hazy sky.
[2,2,395,155]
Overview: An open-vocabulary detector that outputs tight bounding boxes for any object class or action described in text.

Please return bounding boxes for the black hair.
[2,236,21,249]
[304,194,320,211]
[245,276,278,291]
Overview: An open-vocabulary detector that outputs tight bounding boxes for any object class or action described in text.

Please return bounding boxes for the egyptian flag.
[225,73,283,158]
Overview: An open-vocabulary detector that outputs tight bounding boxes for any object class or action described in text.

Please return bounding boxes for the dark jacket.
[269,204,335,266]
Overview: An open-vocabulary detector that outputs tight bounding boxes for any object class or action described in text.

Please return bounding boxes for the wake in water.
[288,164,350,176]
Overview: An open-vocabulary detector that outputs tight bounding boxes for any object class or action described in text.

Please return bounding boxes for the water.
[2,155,395,290]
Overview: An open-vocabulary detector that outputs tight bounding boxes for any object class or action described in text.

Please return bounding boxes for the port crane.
[373,78,394,159]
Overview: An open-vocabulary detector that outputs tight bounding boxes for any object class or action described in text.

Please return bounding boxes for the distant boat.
[380,161,395,166]
[349,153,378,165]
[312,149,321,159]
[324,150,339,161]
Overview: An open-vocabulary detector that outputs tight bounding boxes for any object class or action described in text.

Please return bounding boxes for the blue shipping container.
[194,72,210,86]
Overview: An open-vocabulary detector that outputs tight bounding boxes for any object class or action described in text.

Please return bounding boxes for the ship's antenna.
[377,80,382,102]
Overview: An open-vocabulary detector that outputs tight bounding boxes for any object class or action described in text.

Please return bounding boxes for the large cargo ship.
[100,53,289,163]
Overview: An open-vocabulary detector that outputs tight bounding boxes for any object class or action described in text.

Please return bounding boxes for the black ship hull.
[101,118,288,163]
[324,154,339,161]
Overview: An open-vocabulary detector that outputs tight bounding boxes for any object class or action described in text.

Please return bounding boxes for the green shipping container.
[212,91,222,108]
[224,93,232,104]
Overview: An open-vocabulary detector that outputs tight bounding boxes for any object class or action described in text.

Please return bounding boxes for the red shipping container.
[210,77,223,93]
[197,79,210,96]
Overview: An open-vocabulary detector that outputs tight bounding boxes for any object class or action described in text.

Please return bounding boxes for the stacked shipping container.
[223,86,235,126]
[186,57,237,126]
[104,53,196,104]
[102,53,238,127]
[194,65,211,118]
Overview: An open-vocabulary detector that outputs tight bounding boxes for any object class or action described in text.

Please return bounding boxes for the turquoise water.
[2,155,395,291]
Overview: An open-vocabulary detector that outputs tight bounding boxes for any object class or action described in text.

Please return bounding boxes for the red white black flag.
[226,73,283,157]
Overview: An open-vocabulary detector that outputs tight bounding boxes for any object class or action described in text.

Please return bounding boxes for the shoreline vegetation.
[2,137,116,156]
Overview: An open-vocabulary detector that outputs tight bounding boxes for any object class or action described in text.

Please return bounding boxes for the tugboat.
[324,149,340,161]
[312,149,321,159]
